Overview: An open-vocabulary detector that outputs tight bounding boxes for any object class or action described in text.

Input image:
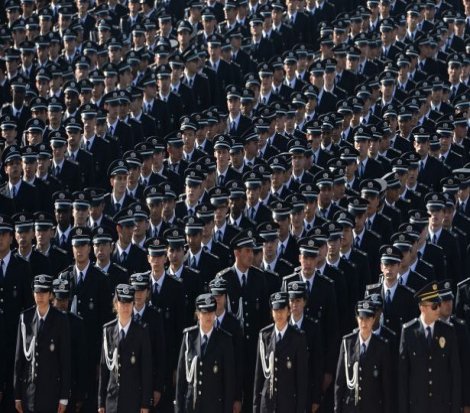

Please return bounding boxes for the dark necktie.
[60,234,66,246]
[426,326,432,347]
[86,140,91,151]
[134,313,141,323]
[153,282,159,296]
[38,318,45,336]
[216,318,220,328]
[218,175,225,186]
[0,259,4,278]
[120,251,127,264]
[279,244,285,255]
[277,332,282,342]
[115,202,121,213]
[120,329,126,341]
[385,289,392,311]
[354,236,361,248]
[77,271,84,289]
[201,334,208,355]
[55,165,60,176]
[306,279,311,297]
[360,343,367,361]
[241,273,246,289]
[11,186,16,198]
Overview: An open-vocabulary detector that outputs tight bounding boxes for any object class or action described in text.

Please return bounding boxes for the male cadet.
[165,227,202,327]
[354,126,384,180]
[367,293,399,356]
[315,171,341,221]
[359,179,393,243]
[438,280,470,413]
[147,237,185,413]
[0,214,33,413]
[12,213,50,276]
[14,275,71,413]
[300,184,326,231]
[243,170,272,225]
[184,216,221,290]
[130,272,166,412]
[217,230,270,413]
[174,168,204,217]
[288,281,323,413]
[282,237,339,405]
[52,278,87,413]
[425,192,462,285]
[52,191,74,254]
[210,186,241,246]
[227,181,255,230]
[175,294,235,413]
[366,245,418,336]
[348,196,381,281]
[209,277,244,413]
[49,132,81,193]
[398,282,461,413]
[272,200,300,267]
[92,226,128,307]
[335,210,372,298]
[214,134,242,187]
[58,227,110,413]
[111,206,149,274]
[33,212,71,277]
[103,159,134,217]
[1,145,39,213]
[258,221,294,278]
[391,232,428,292]
[334,299,392,413]
[145,186,171,238]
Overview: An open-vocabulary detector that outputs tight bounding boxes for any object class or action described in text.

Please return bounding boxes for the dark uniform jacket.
[253,324,308,413]
[455,277,470,328]
[334,331,392,413]
[398,318,461,413]
[98,319,153,413]
[14,306,71,412]
[175,326,235,413]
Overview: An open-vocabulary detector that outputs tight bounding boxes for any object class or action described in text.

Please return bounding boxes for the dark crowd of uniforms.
[2,0,470,411]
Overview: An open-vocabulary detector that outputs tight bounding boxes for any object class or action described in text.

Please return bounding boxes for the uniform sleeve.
[381,342,393,413]
[13,316,25,401]
[398,327,410,413]
[448,327,462,413]
[333,339,345,413]
[295,333,308,413]
[223,336,235,413]
[98,329,110,409]
[58,313,71,401]
[325,286,340,375]
[175,332,188,413]
[252,333,263,413]
[153,312,166,393]
[140,328,153,409]
[310,323,324,406]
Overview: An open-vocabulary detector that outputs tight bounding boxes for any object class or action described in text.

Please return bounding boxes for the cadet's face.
[116,300,134,319]
[134,289,149,307]
[299,254,318,276]
[35,228,52,246]
[235,247,254,268]
[93,242,112,262]
[357,315,374,336]
[73,243,91,264]
[428,208,444,229]
[167,246,184,265]
[15,229,34,248]
[381,261,399,280]
[439,299,453,318]
[263,239,278,260]
[198,310,216,331]
[187,233,202,250]
[289,297,305,317]
[148,254,167,272]
[272,307,290,325]
[34,291,52,307]
[0,232,13,254]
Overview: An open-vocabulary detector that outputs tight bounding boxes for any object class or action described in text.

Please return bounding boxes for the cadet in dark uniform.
[398,282,461,413]
[334,300,392,413]
[98,284,153,413]
[287,281,323,413]
[0,214,34,413]
[253,291,308,413]
[14,275,71,413]
[438,280,470,413]
[52,278,87,413]
[129,272,166,412]
[175,294,235,413]
[455,276,470,327]
[209,277,244,413]
[217,230,270,413]
[58,227,110,413]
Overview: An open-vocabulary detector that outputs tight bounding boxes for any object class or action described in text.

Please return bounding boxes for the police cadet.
[59,226,110,412]
[98,284,153,413]
[366,245,417,336]
[52,278,87,413]
[217,229,270,413]
[175,293,235,413]
[287,281,323,413]
[209,277,244,413]
[129,272,166,412]
[14,275,71,413]
[0,214,33,412]
[438,280,470,413]
[334,300,392,413]
[147,237,185,413]
[253,291,308,413]
[398,282,461,413]
[282,237,339,401]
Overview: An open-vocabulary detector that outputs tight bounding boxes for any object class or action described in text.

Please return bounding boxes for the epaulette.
[420,259,433,268]
[13,252,29,264]
[216,267,232,278]
[199,72,208,79]
[399,197,411,204]
[305,314,319,324]
[453,227,467,237]
[104,319,118,328]
[102,136,110,143]
[130,117,142,125]
[67,158,79,165]
[459,213,470,223]
[94,265,106,275]
[369,229,381,239]
[436,318,453,328]
[183,325,199,334]
[379,213,392,222]
[218,327,232,338]
[366,282,381,291]
[375,334,388,344]
[428,242,444,251]
[112,263,128,272]
[294,265,301,272]
[451,316,466,326]
[279,258,294,268]
[260,323,274,333]
[413,271,427,281]
[353,248,368,257]
[343,330,358,340]
[185,266,200,274]
[215,241,230,251]
[51,244,68,254]
[382,325,397,337]
[450,150,463,159]
[457,277,470,287]
[449,230,459,239]
[318,273,334,283]
[398,283,415,294]
[167,273,183,283]
[402,318,419,329]
[82,149,93,156]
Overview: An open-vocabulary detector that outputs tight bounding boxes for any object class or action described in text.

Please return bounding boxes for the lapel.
[415,320,429,352]
[267,329,276,355]
[194,331,202,357]
[3,254,15,280]
[353,333,361,363]
[203,330,216,358]
[32,310,40,338]
[113,322,120,350]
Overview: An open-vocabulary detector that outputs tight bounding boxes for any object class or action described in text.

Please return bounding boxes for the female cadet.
[175,293,235,413]
[253,291,308,413]
[98,284,152,413]
[334,300,392,413]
